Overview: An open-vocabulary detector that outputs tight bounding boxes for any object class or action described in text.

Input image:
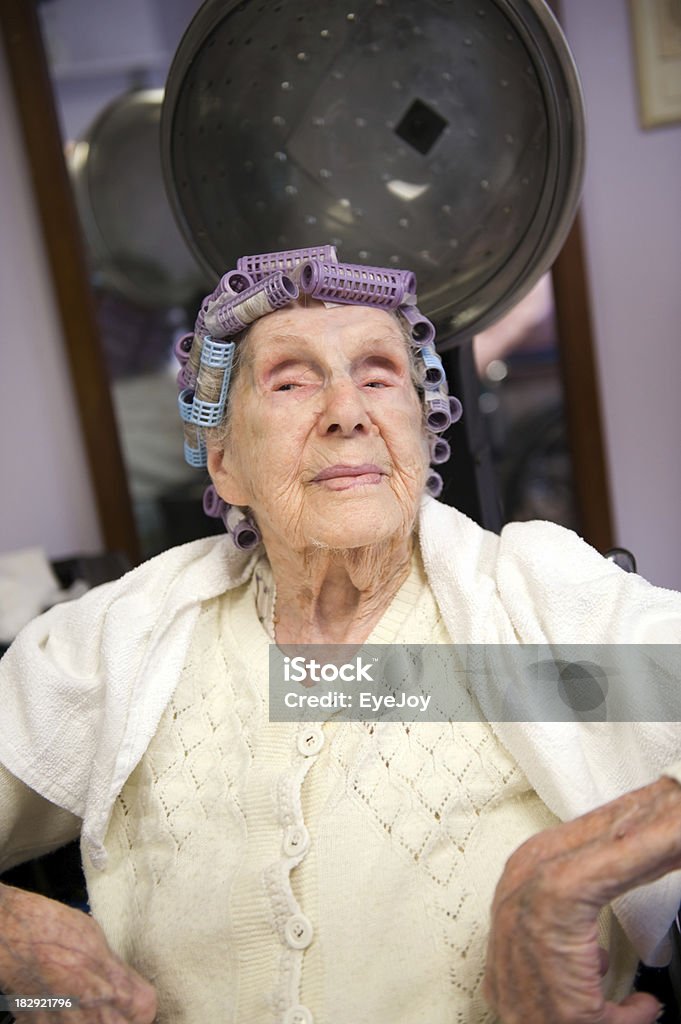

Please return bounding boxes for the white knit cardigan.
[1,496,680,962]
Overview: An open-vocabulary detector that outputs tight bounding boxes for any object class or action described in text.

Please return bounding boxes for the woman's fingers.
[483,777,681,1024]
[602,992,664,1024]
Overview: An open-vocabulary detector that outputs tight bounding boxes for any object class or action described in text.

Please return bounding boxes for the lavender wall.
[560,0,681,588]
[0,39,102,559]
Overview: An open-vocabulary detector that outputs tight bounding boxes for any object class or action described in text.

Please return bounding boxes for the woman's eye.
[274,382,297,392]
[364,380,388,389]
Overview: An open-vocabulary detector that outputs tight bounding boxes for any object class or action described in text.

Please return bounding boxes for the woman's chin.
[305,500,410,551]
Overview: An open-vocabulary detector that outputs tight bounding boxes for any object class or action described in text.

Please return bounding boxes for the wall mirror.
[3,0,613,561]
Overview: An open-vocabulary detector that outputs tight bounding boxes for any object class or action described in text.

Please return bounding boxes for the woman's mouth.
[312,464,386,490]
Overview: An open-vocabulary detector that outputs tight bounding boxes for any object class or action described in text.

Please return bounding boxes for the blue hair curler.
[187,338,235,428]
[419,345,447,390]
[183,438,207,468]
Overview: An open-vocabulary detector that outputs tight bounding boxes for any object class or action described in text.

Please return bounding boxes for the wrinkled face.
[208,302,429,553]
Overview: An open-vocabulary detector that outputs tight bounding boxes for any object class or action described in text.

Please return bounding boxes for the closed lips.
[312,464,385,481]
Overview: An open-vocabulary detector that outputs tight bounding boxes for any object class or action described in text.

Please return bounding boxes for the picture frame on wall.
[629,0,681,128]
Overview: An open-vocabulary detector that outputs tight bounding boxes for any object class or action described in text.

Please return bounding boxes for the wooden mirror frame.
[0,0,613,564]
[0,0,140,565]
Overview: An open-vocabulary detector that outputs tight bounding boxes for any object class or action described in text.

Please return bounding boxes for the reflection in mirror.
[473,274,579,531]
[39,0,217,558]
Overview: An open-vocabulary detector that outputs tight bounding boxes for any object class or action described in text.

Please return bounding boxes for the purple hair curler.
[419,345,447,390]
[299,260,417,310]
[173,332,194,366]
[449,395,463,424]
[231,518,262,550]
[397,304,436,347]
[195,272,254,337]
[219,269,252,295]
[176,364,196,390]
[426,470,444,498]
[429,436,451,465]
[237,245,337,281]
[203,272,299,337]
[203,484,228,519]
[223,504,262,549]
[424,390,451,433]
[198,269,254,314]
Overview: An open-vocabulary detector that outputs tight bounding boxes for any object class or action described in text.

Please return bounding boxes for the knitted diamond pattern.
[329,719,527,1020]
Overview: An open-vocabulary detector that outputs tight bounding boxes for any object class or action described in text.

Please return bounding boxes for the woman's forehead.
[248,302,403,350]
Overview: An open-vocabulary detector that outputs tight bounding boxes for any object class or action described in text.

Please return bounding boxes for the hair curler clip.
[397,304,436,347]
[299,260,416,309]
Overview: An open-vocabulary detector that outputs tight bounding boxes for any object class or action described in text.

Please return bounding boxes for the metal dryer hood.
[70,89,209,309]
[160,0,584,347]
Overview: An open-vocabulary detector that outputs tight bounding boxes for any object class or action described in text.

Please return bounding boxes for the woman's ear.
[207,447,251,507]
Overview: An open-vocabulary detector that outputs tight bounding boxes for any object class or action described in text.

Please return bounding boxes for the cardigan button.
[283,824,310,857]
[284,913,314,949]
[283,1006,313,1024]
[297,727,324,756]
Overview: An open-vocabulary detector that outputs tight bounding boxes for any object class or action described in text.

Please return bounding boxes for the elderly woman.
[1,246,681,1024]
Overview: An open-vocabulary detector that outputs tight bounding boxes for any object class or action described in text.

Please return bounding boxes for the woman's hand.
[483,776,681,1024]
[0,884,156,1023]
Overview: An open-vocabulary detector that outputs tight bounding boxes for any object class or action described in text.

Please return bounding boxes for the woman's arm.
[483,775,681,1024]
[0,883,156,1024]
[0,764,156,1023]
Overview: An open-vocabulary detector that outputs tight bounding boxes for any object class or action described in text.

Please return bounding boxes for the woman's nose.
[317,379,372,437]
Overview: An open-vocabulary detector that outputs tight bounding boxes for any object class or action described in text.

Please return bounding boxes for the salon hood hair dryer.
[160,0,585,530]
[68,89,210,311]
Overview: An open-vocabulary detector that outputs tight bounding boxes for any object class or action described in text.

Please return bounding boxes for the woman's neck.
[268,535,414,645]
